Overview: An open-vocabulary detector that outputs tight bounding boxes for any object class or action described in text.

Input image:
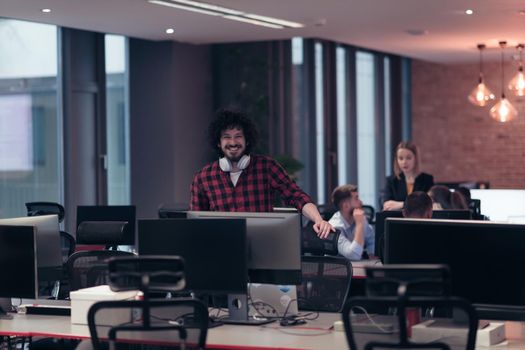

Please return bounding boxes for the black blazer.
[383,172,434,203]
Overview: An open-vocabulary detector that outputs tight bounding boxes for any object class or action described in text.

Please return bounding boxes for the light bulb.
[508,69,525,96]
[489,97,518,122]
[468,81,495,106]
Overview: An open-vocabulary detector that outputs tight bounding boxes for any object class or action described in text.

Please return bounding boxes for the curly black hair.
[208,108,259,156]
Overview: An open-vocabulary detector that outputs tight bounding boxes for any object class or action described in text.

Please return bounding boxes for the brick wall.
[412,59,525,188]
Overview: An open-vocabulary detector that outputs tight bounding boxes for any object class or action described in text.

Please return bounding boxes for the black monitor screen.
[138,219,247,294]
[431,210,471,220]
[76,205,136,245]
[384,218,525,320]
[0,225,38,298]
[374,211,404,256]
[375,210,472,257]
[186,211,302,285]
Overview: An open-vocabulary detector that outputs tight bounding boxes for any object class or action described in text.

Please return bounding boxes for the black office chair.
[66,250,134,291]
[76,221,129,250]
[343,265,478,350]
[158,203,189,218]
[87,256,208,350]
[342,296,478,350]
[317,204,337,221]
[362,205,376,225]
[296,255,352,312]
[60,231,76,264]
[301,221,341,256]
[26,202,65,223]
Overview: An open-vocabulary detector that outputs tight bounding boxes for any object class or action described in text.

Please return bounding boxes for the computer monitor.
[374,210,472,257]
[138,218,247,294]
[0,225,38,300]
[470,189,525,221]
[0,215,61,281]
[272,207,299,214]
[365,264,451,297]
[374,211,404,256]
[384,218,525,320]
[186,211,302,285]
[76,205,136,245]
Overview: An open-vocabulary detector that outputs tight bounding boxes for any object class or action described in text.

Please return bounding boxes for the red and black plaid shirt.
[190,154,312,212]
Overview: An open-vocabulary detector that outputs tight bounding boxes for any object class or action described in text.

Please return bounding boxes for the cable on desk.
[351,306,398,333]
[246,286,280,319]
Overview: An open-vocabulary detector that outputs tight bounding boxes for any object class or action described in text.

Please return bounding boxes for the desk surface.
[351,258,383,278]
[0,313,345,349]
[2,313,525,349]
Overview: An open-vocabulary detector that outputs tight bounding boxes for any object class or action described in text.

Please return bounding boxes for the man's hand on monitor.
[313,219,335,239]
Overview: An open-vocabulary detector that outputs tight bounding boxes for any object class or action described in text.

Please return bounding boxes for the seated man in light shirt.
[328,184,375,261]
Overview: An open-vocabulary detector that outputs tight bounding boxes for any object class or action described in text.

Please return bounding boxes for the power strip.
[476,322,506,346]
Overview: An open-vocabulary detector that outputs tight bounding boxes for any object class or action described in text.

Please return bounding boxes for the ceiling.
[2,0,525,63]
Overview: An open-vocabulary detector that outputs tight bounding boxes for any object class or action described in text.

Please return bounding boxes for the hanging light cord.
[500,42,506,98]
[519,45,523,72]
[478,44,484,82]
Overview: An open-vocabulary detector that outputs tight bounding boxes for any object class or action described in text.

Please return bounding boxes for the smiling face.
[218,127,246,162]
[396,148,417,175]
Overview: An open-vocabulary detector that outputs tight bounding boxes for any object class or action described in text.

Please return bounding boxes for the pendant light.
[508,44,525,96]
[468,44,495,106]
[490,41,518,122]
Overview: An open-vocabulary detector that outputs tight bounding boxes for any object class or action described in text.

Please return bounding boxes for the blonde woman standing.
[382,141,434,211]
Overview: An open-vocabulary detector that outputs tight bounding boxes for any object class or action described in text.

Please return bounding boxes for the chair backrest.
[67,250,134,291]
[317,204,337,221]
[76,221,129,249]
[108,255,186,293]
[362,205,376,224]
[301,221,340,256]
[296,255,352,312]
[342,296,478,350]
[88,297,208,350]
[60,231,76,265]
[158,203,189,218]
[26,202,65,223]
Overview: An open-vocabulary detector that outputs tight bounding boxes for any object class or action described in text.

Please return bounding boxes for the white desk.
[0,313,346,349]
[350,258,383,278]
[2,313,525,349]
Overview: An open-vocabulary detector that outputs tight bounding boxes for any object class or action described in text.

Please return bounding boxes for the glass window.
[0,19,60,218]
[384,56,392,177]
[105,35,130,205]
[336,46,349,186]
[314,42,325,204]
[356,51,377,207]
[291,37,303,66]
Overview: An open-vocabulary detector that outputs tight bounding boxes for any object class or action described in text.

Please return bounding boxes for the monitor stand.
[0,298,13,320]
[222,293,274,325]
[188,293,224,328]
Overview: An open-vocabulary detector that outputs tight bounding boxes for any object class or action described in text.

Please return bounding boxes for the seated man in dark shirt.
[402,191,433,219]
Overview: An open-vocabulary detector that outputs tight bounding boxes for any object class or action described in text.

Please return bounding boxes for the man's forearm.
[353,223,365,247]
[301,202,323,223]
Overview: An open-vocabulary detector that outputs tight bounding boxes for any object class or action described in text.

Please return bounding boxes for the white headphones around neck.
[219,155,251,172]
